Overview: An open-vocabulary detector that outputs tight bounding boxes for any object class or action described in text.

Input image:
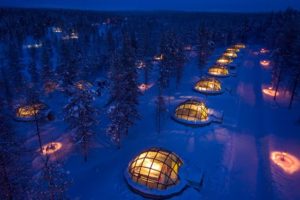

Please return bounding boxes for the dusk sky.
[1,0,300,12]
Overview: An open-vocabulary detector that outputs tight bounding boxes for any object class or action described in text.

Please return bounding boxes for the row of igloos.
[123,44,247,199]
[171,44,246,127]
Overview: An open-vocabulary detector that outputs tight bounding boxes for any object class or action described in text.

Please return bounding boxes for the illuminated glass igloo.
[216,56,233,65]
[15,103,49,121]
[173,99,214,126]
[234,43,246,49]
[124,148,187,198]
[223,51,237,58]
[194,77,223,95]
[208,65,230,77]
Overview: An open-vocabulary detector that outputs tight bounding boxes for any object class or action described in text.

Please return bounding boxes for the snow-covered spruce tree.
[33,157,71,200]
[0,99,31,199]
[155,92,167,134]
[6,40,26,95]
[41,39,54,84]
[28,47,40,85]
[57,40,79,87]
[107,31,139,148]
[197,25,212,69]
[64,84,98,161]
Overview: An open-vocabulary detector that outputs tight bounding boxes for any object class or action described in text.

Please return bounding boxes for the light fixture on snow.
[216,56,233,65]
[125,148,188,198]
[138,83,153,92]
[260,60,271,68]
[153,54,164,61]
[262,86,278,97]
[271,151,300,174]
[194,77,223,95]
[208,65,230,77]
[41,142,63,156]
[260,48,269,54]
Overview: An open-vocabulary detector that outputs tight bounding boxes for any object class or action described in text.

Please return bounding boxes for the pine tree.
[28,47,39,85]
[33,157,71,200]
[107,31,140,148]
[64,85,98,161]
[0,98,31,199]
[41,39,54,84]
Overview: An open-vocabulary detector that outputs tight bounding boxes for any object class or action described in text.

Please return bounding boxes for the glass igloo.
[125,148,187,198]
[223,51,237,58]
[173,99,213,126]
[208,65,230,77]
[15,103,49,121]
[194,77,223,94]
[216,56,233,65]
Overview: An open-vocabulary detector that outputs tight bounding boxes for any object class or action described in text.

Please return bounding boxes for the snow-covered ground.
[18,45,300,199]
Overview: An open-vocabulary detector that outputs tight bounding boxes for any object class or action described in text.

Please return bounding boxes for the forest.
[0,7,300,199]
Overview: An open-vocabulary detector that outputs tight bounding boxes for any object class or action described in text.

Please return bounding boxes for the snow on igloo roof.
[128,148,183,190]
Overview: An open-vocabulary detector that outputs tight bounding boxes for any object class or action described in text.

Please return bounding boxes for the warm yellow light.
[41,142,62,155]
[262,87,278,97]
[227,48,239,53]
[154,54,163,61]
[260,48,269,54]
[175,101,208,122]
[234,43,246,49]
[208,66,229,76]
[217,57,232,65]
[260,60,271,68]
[223,52,237,58]
[271,151,300,174]
[195,78,221,92]
[17,104,44,118]
[75,81,92,90]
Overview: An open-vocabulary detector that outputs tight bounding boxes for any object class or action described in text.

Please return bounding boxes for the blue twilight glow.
[0,0,300,12]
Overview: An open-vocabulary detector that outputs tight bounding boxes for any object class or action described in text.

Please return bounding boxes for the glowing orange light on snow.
[154,54,163,61]
[260,60,271,68]
[271,151,300,174]
[262,87,279,97]
[260,48,269,54]
[41,142,62,155]
[138,83,153,92]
